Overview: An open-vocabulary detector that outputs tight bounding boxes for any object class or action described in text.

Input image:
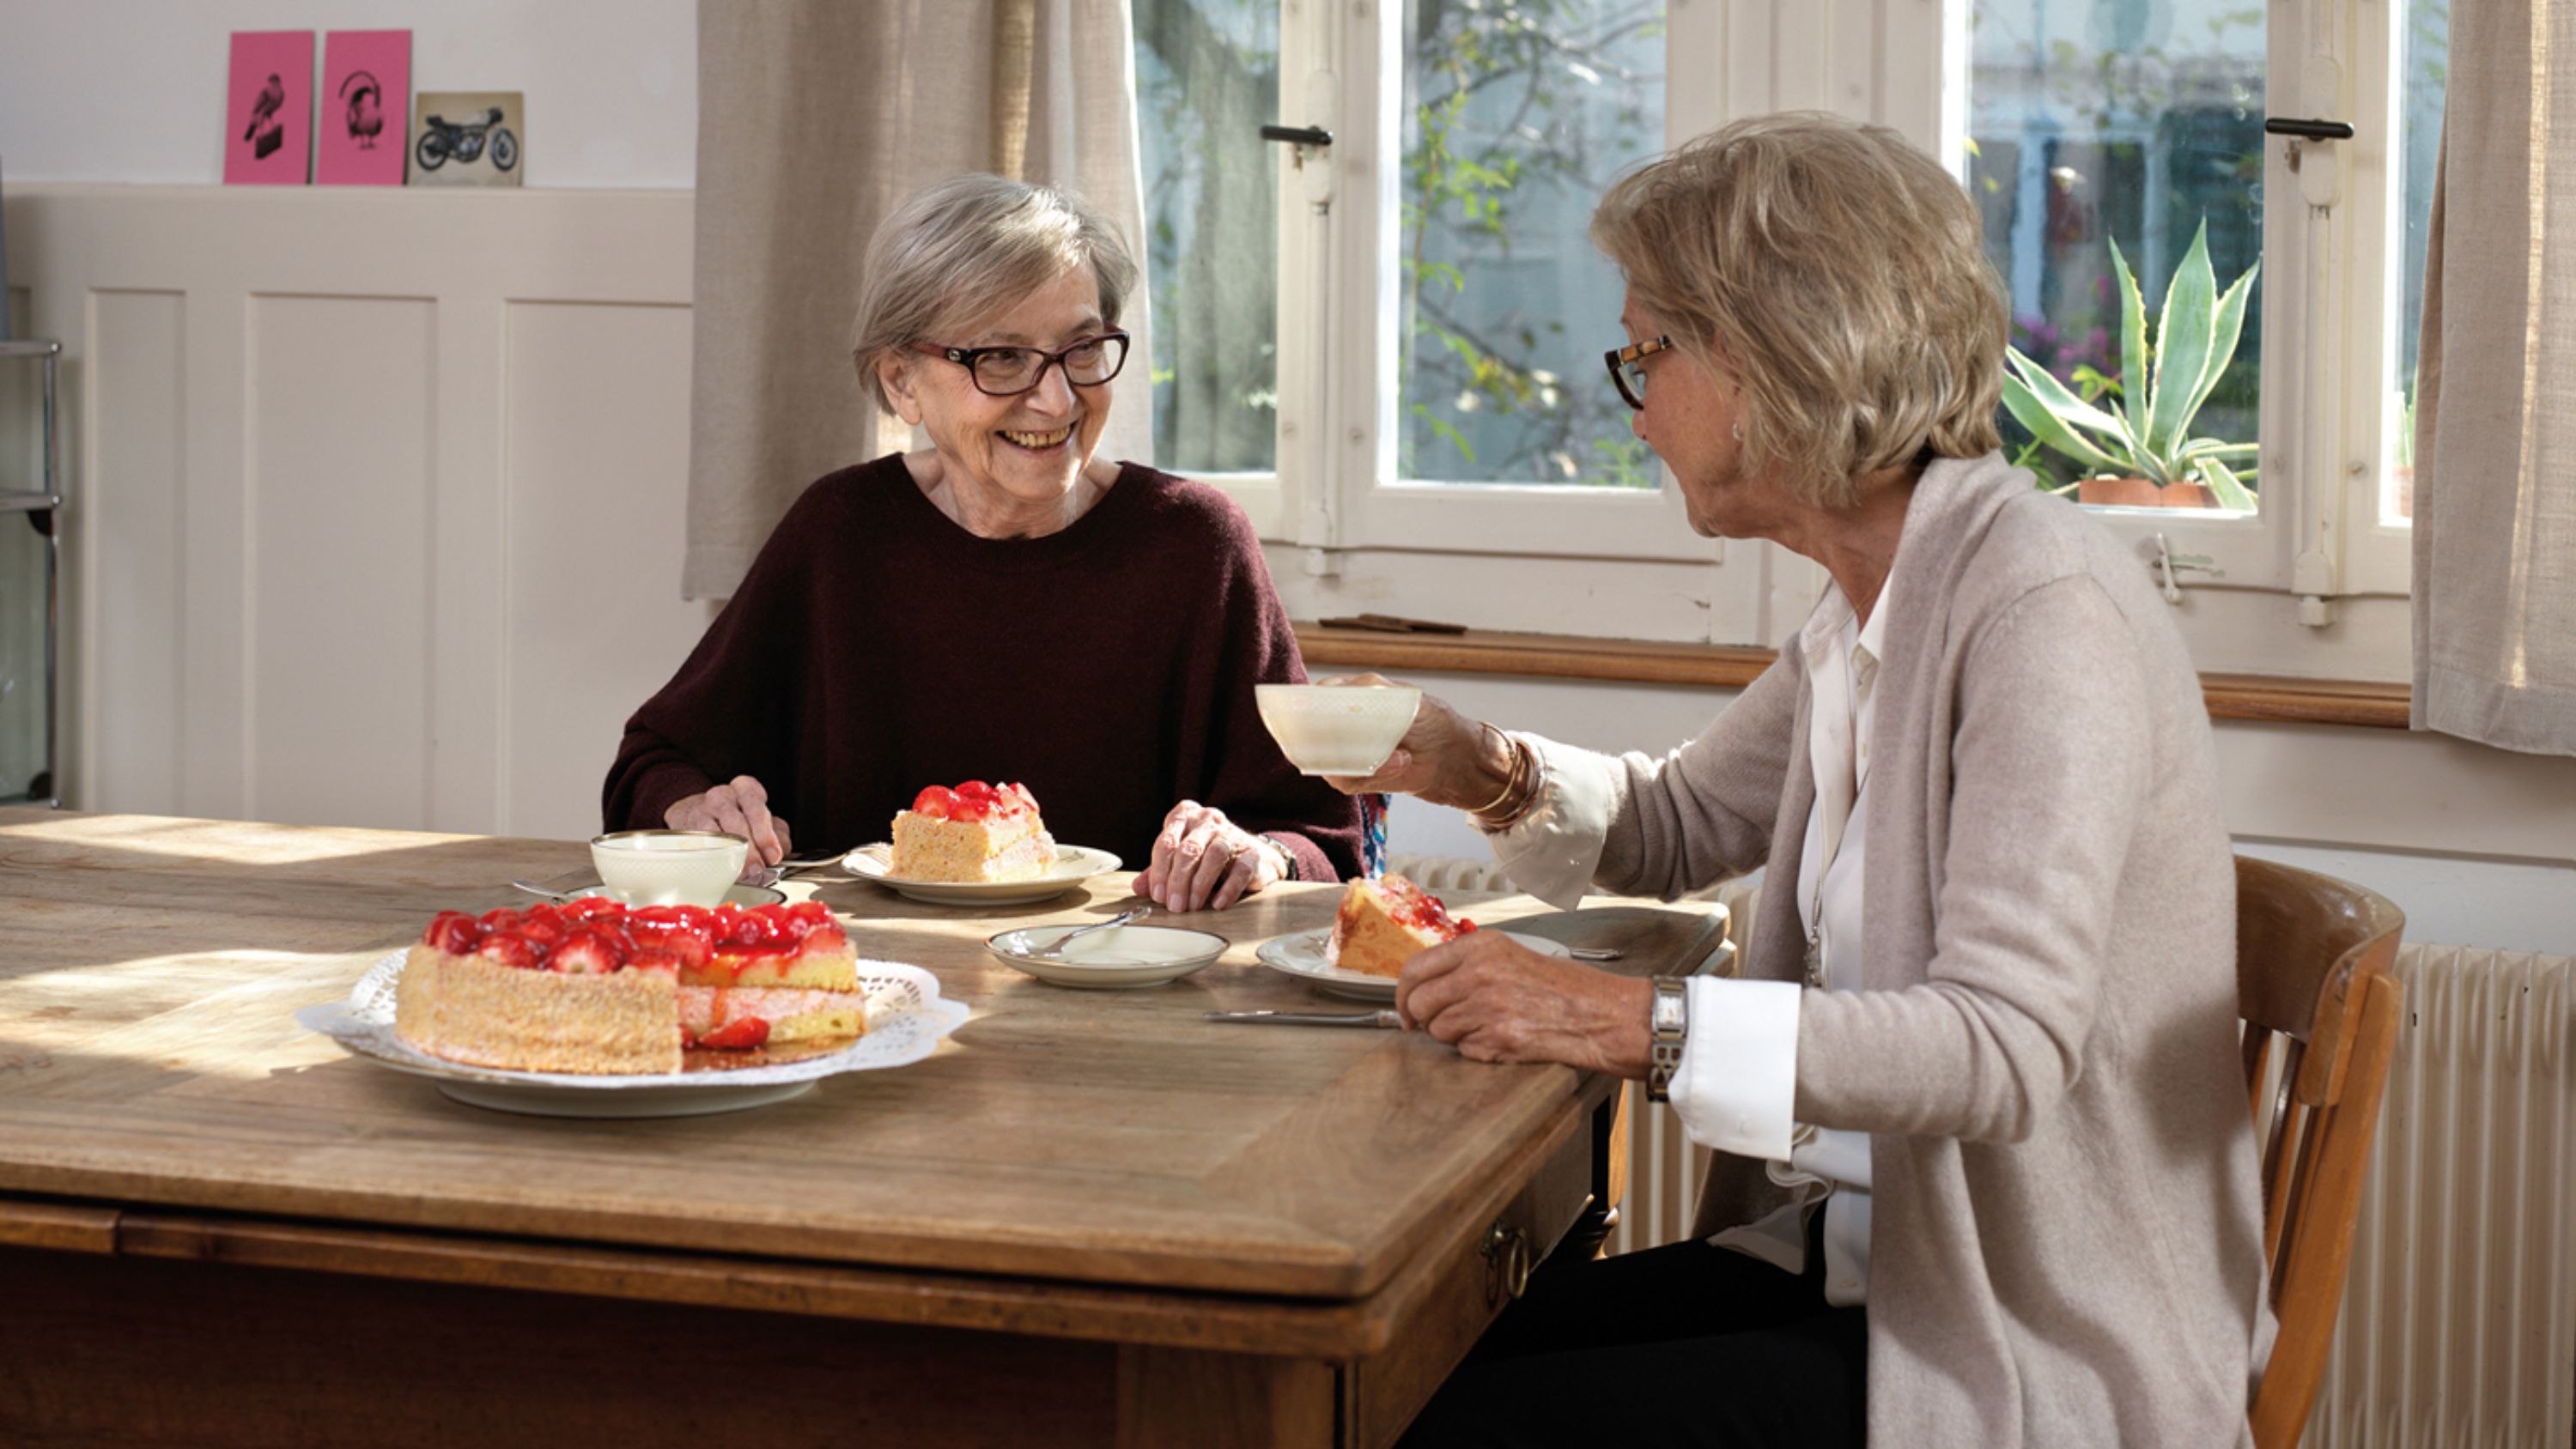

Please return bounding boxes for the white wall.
[0,0,696,188]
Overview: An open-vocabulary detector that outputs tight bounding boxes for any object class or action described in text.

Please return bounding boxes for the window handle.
[2263,117,2354,141]
[2152,531,2224,605]
[1259,124,1334,149]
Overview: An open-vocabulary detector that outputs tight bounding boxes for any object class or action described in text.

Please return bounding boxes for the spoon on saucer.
[1032,904,1152,959]
[510,880,593,902]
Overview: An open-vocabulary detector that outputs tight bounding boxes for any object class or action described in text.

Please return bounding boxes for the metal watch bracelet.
[1647,975,1688,1103]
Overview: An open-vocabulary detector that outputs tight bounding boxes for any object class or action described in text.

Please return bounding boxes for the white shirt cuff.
[1487,733,1614,910]
[1667,976,1801,1162]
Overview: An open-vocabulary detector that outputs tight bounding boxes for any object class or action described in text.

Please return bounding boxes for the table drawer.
[1345,1095,1602,1449]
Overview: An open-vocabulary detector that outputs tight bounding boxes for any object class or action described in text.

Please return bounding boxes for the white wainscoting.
[4,184,716,841]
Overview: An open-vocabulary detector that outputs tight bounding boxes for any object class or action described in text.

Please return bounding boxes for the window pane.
[1396,0,1667,488]
[1970,3,2266,512]
[2385,0,2447,524]
[1134,0,1280,474]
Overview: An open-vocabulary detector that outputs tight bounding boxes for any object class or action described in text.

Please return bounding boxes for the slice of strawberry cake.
[888,780,1058,882]
[393,898,866,1074]
[1327,874,1479,979]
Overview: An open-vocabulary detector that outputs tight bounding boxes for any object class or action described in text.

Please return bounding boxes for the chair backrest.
[2235,855,2407,1449]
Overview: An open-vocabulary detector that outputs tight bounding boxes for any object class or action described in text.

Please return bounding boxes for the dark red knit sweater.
[603,456,1362,882]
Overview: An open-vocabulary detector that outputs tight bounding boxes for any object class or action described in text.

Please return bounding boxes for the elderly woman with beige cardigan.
[1340,113,2275,1447]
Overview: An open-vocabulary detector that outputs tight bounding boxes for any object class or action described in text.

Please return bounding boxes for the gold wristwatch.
[1646,976,1688,1103]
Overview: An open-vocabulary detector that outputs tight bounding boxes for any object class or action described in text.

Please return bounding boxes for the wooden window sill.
[1294,624,2412,730]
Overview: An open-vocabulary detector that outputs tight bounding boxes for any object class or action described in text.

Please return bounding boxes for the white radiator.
[2307,945,2576,1449]
[1608,942,2575,1449]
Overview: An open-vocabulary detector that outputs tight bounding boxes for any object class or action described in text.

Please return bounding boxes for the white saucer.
[562,882,787,907]
[1254,927,1571,1002]
[986,924,1230,989]
[842,843,1121,906]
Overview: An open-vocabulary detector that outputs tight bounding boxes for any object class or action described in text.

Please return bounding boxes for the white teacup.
[1255,683,1423,776]
[589,829,750,906]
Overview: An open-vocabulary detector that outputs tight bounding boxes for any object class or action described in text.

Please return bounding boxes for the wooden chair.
[2236,855,2407,1449]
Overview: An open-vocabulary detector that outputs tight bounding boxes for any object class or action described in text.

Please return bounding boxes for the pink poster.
[224,31,314,185]
[318,31,410,185]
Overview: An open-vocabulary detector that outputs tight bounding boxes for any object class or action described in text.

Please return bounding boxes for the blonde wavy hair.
[1590,112,2006,508]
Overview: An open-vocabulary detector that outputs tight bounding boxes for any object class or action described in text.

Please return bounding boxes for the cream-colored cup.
[1254,683,1423,776]
[589,829,750,906]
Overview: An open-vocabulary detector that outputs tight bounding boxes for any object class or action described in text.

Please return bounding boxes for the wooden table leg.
[1115,1346,1337,1449]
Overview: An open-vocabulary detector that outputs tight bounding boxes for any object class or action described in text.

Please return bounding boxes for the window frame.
[1188,0,2423,663]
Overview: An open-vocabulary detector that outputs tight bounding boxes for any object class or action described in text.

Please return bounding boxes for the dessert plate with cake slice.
[1255,927,1572,1002]
[843,779,1117,904]
[844,843,1122,906]
[1256,876,1571,1002]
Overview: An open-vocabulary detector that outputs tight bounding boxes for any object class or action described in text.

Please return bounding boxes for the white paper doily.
[295,949,970,1117]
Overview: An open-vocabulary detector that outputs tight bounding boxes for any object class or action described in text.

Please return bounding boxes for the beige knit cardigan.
[1596,453,2274,1446]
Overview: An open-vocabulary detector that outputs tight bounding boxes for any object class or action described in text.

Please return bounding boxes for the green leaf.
[2178,259,2258,446]
[2002,360,2127,478]
[2200,453,2257,512]
[2006,349,2142,464]
[2146,221,2221,459]
[2109,237,2152,451]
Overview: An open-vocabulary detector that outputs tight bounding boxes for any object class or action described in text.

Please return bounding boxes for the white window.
[1137,0,2445,652]
[1963,0,2442,618]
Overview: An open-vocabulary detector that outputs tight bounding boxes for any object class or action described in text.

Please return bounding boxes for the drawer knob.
[1480,1219,1533,1304]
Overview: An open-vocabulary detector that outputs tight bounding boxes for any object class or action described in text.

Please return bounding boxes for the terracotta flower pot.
[2077,476,2215,509]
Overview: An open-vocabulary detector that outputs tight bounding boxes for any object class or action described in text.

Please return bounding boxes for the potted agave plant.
[2002,221,2259,510]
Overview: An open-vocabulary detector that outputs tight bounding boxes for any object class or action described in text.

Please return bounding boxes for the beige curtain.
[685,0,1154,600]
[2412,0,2576,755]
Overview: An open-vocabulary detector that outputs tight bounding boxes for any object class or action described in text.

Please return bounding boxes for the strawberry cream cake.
[1327,874,1479,978]
[394,898,866,1074]
[888,780,1058,882]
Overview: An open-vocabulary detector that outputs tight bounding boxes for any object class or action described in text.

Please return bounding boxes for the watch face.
[1651,984,1687,1034]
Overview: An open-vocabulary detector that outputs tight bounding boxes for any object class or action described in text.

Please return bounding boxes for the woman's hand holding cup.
[1315,673,1515,809]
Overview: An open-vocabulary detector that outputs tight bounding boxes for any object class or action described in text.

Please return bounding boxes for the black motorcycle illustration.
[415,109,519,173]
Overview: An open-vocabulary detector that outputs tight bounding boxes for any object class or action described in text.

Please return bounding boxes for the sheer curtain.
[685,0,1154,600]
[2411,0,2576,755]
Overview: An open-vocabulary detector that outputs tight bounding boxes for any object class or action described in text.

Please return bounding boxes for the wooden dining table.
[0,809,1728,1447]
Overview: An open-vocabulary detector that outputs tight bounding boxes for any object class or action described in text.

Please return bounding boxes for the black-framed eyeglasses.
[914,330,1131,397]
[1604,335,1673,411]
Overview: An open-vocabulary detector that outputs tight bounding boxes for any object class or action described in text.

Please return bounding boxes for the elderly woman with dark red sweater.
[604,174,1361,909]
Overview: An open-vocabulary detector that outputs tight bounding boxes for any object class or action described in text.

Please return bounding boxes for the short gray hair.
[1590,112,2007,508]
[851,173,1139,409]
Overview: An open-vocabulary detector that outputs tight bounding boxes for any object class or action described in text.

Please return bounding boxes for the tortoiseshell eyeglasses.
[1603,335,1673,411]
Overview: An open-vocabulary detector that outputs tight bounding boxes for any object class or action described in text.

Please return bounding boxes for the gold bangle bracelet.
[1472,737,1537,831]
[1465,724,1520,815]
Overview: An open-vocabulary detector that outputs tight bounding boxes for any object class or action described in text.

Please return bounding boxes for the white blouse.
[1488,570,1899,1307]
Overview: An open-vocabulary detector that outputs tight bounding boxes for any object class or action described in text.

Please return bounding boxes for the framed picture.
[224,31,314,185]
[319,31,410,186]
[410,91,525,188]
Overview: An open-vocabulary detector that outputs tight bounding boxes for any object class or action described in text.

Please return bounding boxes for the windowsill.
[1295,624,2413,730]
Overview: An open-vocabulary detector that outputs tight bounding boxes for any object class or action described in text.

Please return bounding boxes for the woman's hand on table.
[1396,932,1654,1076]
[1138,800,1285,912]
[1315,673,1514,811]
[665,775,793,875]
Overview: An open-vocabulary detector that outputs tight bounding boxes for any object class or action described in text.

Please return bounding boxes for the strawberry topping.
[422,900,846,973]
[693,1016,772,1051]
[908,779,1039,823]
[549,929,623,975]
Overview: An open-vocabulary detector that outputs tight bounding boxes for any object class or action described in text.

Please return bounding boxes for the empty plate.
[986,924,1230,989]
